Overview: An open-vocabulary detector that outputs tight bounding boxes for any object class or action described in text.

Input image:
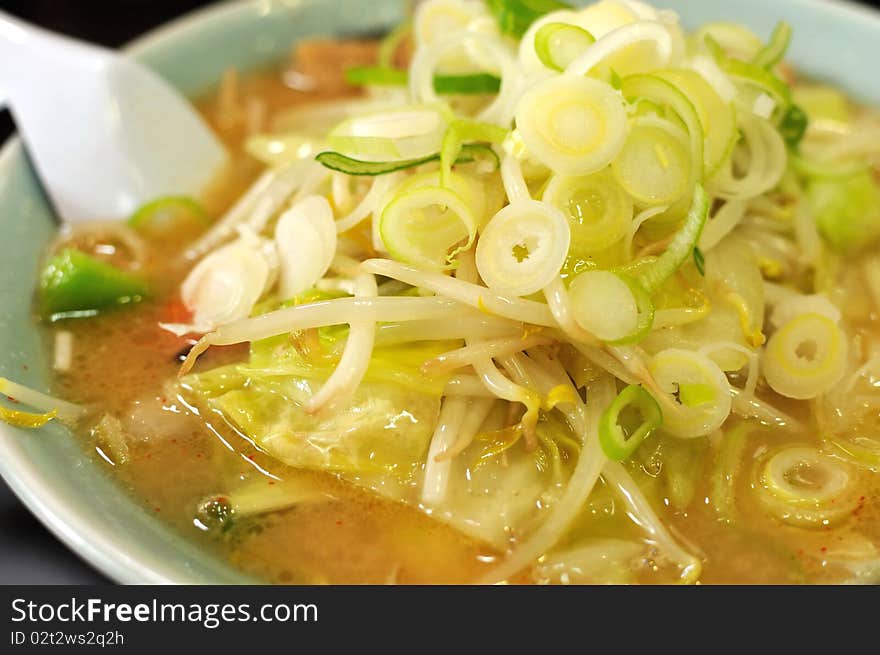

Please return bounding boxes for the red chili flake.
[154,507,161,513]
[268,481,276,486]
[171,439,177,444]
[820,547,827,553]
[336,520,343,526]
[7,396,19,404]
[246,454,256,461]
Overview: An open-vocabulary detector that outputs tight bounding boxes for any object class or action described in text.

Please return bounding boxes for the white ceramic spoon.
[0,11,228,222]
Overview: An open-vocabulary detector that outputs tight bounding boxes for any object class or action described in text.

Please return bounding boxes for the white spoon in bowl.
[0,11,228,223]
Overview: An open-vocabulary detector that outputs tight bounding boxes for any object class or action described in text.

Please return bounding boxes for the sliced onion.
[182,237,275,328]
[515,75,627,176]
[275,196,337,299]
[475,199,570,296]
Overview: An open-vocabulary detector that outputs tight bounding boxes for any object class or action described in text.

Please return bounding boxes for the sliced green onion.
[345,66,408,86]
[751,21,792,69]
[345,66,503,95]
[779,104,808,149]
[693,22,763,61]
[677,383,715,407]
[487,0,572,39]
[380,185,477,271]
[328,105,449,162]
[434,73,503,95]
[475,199,570,296]
[534,21,595,71]
[762,312,848,400]
[315,143,499,176]
[569,270,637,341]
[440,119,508,186]
[607,274,655,345]
[568,270,653,344]
[656,69,737,179]
[599,384,663,461]
[721,58,791,110]
[619,74,704,183]
[635,185,710,294]
[515,75,627,176]
[611,115,692,206]
[693,246,706,276]
[648,348,732,439]
[128,196,207,238]
[542,168,633,255]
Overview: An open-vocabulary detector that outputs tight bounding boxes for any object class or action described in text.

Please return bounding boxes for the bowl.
[0,0,877,584]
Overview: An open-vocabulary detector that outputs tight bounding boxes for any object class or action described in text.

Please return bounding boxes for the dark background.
[0,0,879,584]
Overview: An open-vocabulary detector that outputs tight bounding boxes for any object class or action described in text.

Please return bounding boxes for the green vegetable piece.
[40,249,148,320]
[344,66,408,87]
[678,382,715,407]
[599,385,663,461]
[128,195,208,238]
[534,22,595,72]
[315,143,499,176]
[692,246,706,276]
[779,104,808,149]
[605,274,655,346]
[345,66,501,95]
[751,21,792,69]
[434,73,502,95]
[808,171,880,252]
[636,185,710,294]
[487,0,571,38]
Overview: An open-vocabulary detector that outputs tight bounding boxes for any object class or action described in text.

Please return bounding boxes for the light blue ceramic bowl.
[0,0,878,584]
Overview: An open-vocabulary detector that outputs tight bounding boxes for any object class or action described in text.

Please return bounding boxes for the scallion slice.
[315,143,499,176]
[534,21,595,71]
[751,21,792,70]
[345,66,502,95]
[635,185,710,294]
[599,384,663,461]
[487,0,572,39]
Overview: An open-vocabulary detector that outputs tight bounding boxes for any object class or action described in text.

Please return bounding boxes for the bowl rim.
[2,0,880,585]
